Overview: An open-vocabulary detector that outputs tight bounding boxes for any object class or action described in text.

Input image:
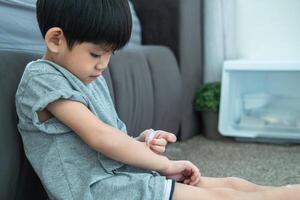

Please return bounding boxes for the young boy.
[16,0,300,199]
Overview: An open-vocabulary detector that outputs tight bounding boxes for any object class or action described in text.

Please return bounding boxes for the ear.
[44,27,66,53]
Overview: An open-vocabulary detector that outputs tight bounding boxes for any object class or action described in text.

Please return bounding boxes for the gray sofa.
[0,46,182,199]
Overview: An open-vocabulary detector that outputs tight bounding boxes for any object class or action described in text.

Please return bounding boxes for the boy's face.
[56,42,112,84]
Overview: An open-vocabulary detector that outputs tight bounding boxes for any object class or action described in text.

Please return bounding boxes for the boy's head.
[36,0,132,84]
[36,0,132,51]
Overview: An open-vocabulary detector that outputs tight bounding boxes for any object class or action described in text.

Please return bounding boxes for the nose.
[95,60,108,71]
[95,63,105,71]
[95,54,110,70]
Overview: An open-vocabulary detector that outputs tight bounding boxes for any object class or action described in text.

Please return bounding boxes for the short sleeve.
[18,73,89,134]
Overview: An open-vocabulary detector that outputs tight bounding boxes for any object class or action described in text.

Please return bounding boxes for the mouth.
[89,74,101,78]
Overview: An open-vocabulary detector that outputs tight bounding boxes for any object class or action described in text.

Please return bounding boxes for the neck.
[42,50,54,61]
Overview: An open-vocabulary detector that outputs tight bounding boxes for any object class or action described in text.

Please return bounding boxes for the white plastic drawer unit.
[219,60,300,142]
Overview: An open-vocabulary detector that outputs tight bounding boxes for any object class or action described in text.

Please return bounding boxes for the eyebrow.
[91,48,113,55]
[92,43,114,53]
[90,45,104,52]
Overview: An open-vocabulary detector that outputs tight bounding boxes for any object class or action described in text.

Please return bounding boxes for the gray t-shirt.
[15,60,166,200]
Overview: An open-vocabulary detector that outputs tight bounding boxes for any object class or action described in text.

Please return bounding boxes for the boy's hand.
[159,160,201,186]
[139,129,177,154]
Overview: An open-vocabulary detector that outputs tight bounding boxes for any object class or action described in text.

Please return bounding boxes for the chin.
[83,80,93,85]
[83,78,96,85]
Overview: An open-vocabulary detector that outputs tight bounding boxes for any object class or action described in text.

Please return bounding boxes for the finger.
[145,129,157,146]
[183,179,191,185]
[150,145,166,154]
[185,173,196,185]
[189,168,201,186]
[182,164,197,184]
[182,167,192,177]
[151,138,167,146]
[166,133,177,142]
[156,131,177,143]
[182,171,191,178]
[188,162,200,175]
[190,176,200,186]
[168,174,184,182]
[189,174,198,186]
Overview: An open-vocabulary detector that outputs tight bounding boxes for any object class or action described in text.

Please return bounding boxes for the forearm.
[91,123,170,172]
[46,100,169,171]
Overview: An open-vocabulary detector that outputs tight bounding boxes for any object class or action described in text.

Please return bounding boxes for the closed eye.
[90,52,101,58]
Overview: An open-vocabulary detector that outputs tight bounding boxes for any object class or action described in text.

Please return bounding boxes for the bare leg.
[173,182,263,200]
[172,182,300,200]
[196,176,272,192]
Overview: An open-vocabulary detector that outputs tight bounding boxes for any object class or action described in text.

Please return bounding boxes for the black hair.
[36,0,132,51]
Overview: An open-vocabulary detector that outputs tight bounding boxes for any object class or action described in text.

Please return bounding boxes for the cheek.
[101,55,111,67]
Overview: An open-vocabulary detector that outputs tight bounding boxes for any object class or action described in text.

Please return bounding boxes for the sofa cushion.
[108,46,182,136]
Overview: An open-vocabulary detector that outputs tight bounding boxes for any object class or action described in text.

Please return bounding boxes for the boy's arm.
[46,99,170,172]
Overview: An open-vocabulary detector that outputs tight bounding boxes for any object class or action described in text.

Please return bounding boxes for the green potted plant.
[193,81,222,139]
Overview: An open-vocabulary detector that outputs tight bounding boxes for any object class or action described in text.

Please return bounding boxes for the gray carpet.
[166,135,300,186]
